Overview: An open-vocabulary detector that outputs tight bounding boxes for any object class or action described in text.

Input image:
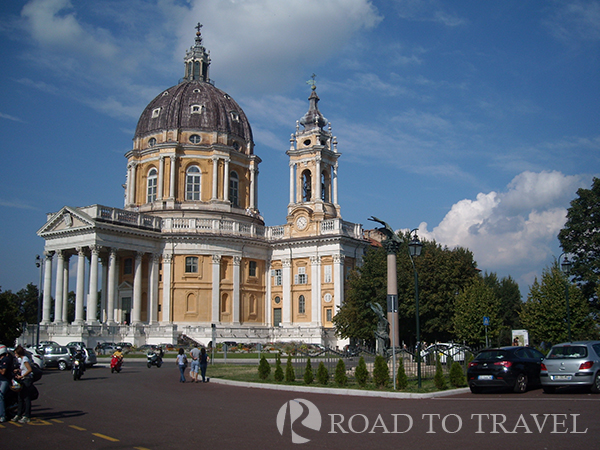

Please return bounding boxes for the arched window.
[147,168,158,203]
[186,166,201,201]
[302,170,312,201]
[321,169,330,202]
[298,295,306,314]
[229,171,239,206]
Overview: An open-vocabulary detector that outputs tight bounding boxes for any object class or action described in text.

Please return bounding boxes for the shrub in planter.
[258,355,271,380]
[355,356,369,387]
[373,355,389,388]
[334,359,347,386]
[303,357,314,385]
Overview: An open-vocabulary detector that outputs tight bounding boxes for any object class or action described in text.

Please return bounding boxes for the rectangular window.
[271,269,282,286]
[147,177,157,203]
[185,256,198,273]
[324,265,332,283]
[249,261,257,277]
[326,308,332,322]
[294,267,307,285]
[123,258,133,275]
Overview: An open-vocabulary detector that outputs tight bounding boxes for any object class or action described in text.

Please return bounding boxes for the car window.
[592,344,600,357]
[547,345,588,359]
[476,350,507,360]
[515,349,529,359]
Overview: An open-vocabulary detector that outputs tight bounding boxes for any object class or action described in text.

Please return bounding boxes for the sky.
[0,0,599,298]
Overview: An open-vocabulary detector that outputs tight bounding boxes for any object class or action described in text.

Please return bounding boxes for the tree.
[316,361,329,385]
[449,361,466,388]
[274,353,284,382]
[258,355,271,380]
[558,177,600,311]
[285,354,295,382]
[396,357,408,390]
[334,359,347,386]
[520,263,598,344]
[354,356,369,387]
[483,272,522,345]
[303,357,314,385]
[17,283,40,325]
[453,277,501,347]
[433,354,447,390]
[0,288,23,345]
[372,355,389,388]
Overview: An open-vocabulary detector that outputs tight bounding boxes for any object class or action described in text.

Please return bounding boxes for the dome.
[134,80,253,146]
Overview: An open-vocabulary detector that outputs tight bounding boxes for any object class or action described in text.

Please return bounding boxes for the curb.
[210,378,470,399]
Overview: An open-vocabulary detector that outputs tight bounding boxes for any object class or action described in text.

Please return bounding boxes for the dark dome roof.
[134,80,253,144]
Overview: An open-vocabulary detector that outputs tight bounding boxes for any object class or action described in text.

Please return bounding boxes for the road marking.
[69,425,87,431]
[92,432,120,442]
[29,418,52,426]
[134,447,152,450]
[51,419,63,423]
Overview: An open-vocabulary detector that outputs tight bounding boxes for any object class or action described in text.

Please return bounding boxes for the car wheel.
[513,373,528,393]
[542,385,556,394]
[590,372,600,394]
[58,360,67,371]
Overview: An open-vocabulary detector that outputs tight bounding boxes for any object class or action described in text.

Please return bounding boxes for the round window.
[148,137,156,147]
[190,134,201,144]
[274,296,281,304]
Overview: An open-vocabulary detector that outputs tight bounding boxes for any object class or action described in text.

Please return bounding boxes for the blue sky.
[0,0,598,296]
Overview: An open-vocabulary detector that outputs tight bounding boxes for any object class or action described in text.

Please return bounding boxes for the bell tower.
[286,77,340,233]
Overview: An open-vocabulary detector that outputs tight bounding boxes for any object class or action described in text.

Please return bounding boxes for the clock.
[296,216,308,230]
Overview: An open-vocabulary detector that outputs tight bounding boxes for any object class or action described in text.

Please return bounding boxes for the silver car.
[541,341,600,393]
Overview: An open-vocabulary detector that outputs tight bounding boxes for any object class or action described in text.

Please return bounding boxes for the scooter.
[147,352,163,368]
[110,355,123,373]
[72,359,84,380]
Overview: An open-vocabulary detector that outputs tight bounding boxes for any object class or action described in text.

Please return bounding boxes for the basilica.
[32,26,368,348]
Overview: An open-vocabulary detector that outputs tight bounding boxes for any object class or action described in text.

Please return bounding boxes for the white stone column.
[54,251,64,324]
[311,256,321,325]
[158,155,165,200]
[161,253,172,323]
[74,247,86,324]
[100,256,108,323]
[265,260,272,327]
[169,155,177,199]
[333,162,339,205]
[87,245,100,323]
[41,251,54,324]
[62,254,70,323]
[211,255,221,323]
[223,158,230,202]
[106,248,117,324]
[282,258,292,325]
[289,162,295,204]
[333,254,345,316]
[232,256,241,324]
[315,156,322,202]
[211,157,219,200]
[148,253,159,325]
[128,162,137,205]
[249,163,256,210]
[132,252,143,324]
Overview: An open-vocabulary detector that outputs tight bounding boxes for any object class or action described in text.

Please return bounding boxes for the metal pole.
[414,264,421,389]
[35,255,44,347]
[565,283,572,342]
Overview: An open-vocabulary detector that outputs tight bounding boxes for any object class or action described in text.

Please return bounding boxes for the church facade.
[32,26,368,348]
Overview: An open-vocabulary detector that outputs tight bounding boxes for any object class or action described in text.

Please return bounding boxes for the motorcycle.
[72,359,84,380]
[147,352,163,368]
[110,355,123,373]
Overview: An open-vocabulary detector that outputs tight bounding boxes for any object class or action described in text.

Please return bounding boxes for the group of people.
[0,344,35,424]
[176,345,209,383]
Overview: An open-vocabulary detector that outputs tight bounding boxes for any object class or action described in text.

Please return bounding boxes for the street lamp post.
[408,229,423,388]
[558,252,572,342]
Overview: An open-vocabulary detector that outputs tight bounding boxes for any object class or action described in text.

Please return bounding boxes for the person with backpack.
[12,345,33,423]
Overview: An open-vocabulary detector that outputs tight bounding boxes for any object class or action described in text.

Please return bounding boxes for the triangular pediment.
[37,206,95,236]
[118,281,133,291]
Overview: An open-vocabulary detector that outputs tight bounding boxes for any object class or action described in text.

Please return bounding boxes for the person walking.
[0,345,13,423]
[12,345,33,423]
[189,345,201,383]
[199,347,210,383]
[176,348,187,383]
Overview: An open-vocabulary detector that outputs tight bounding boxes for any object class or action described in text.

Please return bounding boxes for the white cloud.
[419,171,591,283]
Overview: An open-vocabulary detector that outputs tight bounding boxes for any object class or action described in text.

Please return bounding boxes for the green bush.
[373,355,389,388]
[396,357,408,390]
[434,354,447,390]
[303,357,314,385]
[274,353,284,382]
[316,361,329,385]
[334,359,347,386]
[449,361,466,387]
[258,355,271,380]
[354,356,369,387]
[285,354,295,382]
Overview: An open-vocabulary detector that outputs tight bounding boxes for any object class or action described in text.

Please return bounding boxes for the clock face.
[296,216,308,230]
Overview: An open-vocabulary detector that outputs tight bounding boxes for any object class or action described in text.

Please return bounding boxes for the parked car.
[97,342,118,354]
[37,340,60,351]
[116,342,133,350]
[467,346,545,393]
[66,341,87,349]
[42,346,74,370]
[83,348,97,367]
[540,341,600,394]
[421,343,469,363]
[137,344,159,353]
[26,349,45,369]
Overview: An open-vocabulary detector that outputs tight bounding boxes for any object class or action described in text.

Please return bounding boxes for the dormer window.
[191,104,203,114]
[190,134,201,144]
[148,137,156,147]
[230,111,239,122]
[151,108,161,118]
